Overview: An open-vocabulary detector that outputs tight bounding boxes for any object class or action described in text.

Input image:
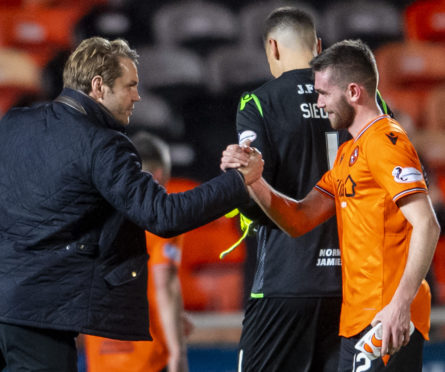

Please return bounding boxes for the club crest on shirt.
[392,166,423,183]
[239,130,257,145]
[349,146,359,166]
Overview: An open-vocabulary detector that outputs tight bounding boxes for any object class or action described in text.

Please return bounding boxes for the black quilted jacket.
[0,88,248,340]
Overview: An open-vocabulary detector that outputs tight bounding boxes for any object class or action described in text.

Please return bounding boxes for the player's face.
[100,57,141,126]
[314,69,355,130]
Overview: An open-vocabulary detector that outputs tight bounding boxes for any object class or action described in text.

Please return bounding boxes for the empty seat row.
[73,0,405,56]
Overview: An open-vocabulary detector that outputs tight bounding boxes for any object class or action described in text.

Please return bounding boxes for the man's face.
[314,68,355,130]
[101,57,140,126]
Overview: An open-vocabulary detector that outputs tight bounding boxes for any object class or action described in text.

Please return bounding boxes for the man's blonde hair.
[63,37,139,94]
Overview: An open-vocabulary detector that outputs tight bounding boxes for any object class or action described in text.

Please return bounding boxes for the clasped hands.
[220,142,264,185]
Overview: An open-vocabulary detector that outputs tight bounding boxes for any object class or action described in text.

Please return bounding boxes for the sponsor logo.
[336,175,356,197]
[316,248,341,266]
[392,166,423,183]
[386,132,398,145]
[239,130,257,145]
[349,146,359,166]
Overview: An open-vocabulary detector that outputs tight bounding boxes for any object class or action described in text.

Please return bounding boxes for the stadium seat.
[199,46,270,181]
[0,4,87,65]
[152,0,239,56]
[375,41,445,126]
[206,45,270,96]
[321,0,403,49]
[433,236,445,304]
[410,84,445,171]
[404,0,445,41]
[179,217,246,311]
[424,83,445,132]
[166,178,246,311]
[0,47,42,116]
[0,47,40,89]
[0,0,22,6]
[238,1,320,49]
[0,86,41,118]
[136,46,207,107]
[40,48,70,100]
[74,6,133,45]
[129,90,185,138]
[432,174,445,304]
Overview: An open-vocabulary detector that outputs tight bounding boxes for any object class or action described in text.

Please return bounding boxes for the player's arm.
[153,263,189,372]
[372,192,440,356]
[247,177,336,237]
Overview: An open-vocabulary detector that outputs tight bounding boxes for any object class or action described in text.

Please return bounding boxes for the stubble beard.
[329,95,355,130]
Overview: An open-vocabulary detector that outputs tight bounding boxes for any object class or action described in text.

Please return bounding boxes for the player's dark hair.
[310,39,378,96]
[263,7,316,51]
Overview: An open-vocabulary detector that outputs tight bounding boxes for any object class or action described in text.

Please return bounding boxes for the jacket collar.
[57,88,126,133]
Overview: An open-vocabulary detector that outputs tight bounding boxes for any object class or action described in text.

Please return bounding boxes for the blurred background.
[1,0,445,370]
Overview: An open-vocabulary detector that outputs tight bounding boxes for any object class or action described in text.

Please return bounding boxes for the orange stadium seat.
[411,84,445,171]
[0,86,39,117]
[404,0,445,41]
[0,47,41,117]
[166,178,246,311]
[433,236,445,304]
[424,84,445,132]
[179,219,246,312]
[375,41,445,126]
[0,47,40,89]
[432,174,445,304]
[0,4,87,65]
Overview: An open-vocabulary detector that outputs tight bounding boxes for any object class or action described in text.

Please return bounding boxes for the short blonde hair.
[63,37,139,94]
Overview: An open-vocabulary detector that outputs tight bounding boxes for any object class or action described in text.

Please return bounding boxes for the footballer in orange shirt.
[85,232,185,372]
[222,40,440,372]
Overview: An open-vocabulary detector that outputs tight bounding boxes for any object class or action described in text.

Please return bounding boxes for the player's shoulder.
[370,116,408,140]
[362,116,413,154]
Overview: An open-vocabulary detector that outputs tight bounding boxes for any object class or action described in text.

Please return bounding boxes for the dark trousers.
[239,297,342,372]
[0,322,78,372]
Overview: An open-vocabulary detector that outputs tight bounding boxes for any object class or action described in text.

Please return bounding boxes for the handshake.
[220,141,264,185]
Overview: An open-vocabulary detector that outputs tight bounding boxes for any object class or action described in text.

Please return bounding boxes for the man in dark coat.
[0,37,262,371]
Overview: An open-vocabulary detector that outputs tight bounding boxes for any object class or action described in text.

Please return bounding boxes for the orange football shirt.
[316,115,430,339]
[85,232,183,372]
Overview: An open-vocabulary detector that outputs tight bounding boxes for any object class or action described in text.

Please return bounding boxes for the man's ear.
[316,37,322,55]
[89,75,104,101]
[346,82,361,103]
[268,38,280,61]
